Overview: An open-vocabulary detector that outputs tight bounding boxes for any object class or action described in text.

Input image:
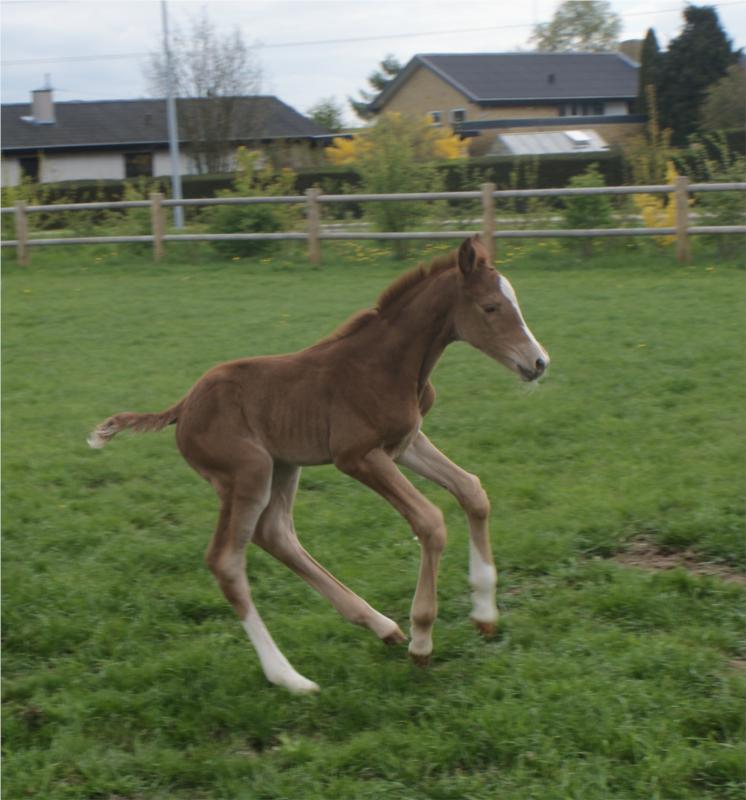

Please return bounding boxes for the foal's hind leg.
[204,449,319,694]
[254,463,406,644]
[397,432,498,635]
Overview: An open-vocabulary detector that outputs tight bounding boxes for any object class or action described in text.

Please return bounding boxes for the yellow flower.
[327,136,371,166]
[632,162,684,246]
[431,130,466,160]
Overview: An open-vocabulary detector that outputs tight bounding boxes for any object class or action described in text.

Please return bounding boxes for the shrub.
[684,133,746,258]
[207,148,300,258]
[562,164,613,255]
[632,161,682,247]
[326,113,465,258]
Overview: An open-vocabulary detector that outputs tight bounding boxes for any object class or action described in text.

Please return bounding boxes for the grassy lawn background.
[3,240,745,799]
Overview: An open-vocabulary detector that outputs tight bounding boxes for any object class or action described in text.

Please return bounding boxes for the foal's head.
[453,236,549,382]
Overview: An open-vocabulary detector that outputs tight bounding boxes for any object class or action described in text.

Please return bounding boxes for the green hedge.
[10,154,621,207]
[8,128,741,207]
[438,152,626,191]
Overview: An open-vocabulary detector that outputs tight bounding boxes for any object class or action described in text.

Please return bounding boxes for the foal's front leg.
[397,432,498,635]
[335,447,447,664]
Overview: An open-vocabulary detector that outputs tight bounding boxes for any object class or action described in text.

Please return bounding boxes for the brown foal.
[89,235,549,693]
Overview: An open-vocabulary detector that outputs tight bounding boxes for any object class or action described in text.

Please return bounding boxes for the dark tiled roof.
[371,52,639,110]
[1,95,331,153]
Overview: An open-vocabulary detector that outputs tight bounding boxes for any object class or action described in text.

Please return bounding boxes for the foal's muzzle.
[519,357,547,382]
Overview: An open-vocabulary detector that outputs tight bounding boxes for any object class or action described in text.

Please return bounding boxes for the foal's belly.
[383,422,421,461]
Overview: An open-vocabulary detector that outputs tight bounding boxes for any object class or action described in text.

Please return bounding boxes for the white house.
[1,87,334,186]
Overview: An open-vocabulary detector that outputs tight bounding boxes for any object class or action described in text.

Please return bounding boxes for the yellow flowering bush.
[633,162,685,246]
[324,113,465,257]
[326,135,371,166]
[326,113,465,166]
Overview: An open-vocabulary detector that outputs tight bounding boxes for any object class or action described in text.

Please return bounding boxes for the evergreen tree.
[637,29,661,117]
[348,55,402,120]
[306,98,346,133]
[658,5,739,144]
[700,64,746,131]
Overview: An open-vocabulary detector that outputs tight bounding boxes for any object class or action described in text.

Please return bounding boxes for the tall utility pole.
[161,0,184,228]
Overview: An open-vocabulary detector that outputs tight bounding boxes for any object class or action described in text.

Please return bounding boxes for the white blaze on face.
[498,275,549,367]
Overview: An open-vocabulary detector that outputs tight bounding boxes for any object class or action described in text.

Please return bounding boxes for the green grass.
[3,240,746,799]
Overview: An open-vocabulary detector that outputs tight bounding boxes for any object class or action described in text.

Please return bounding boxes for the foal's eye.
[483,304,498,314]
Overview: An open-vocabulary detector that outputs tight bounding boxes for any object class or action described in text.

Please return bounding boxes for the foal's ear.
[458,236,481,276]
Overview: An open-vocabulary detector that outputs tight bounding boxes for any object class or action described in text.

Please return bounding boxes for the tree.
[348,55,402,121]
[637,29,662,118]
[306,97,346,133]
[530,1,621,52]
[699,63,746,131]
[657,5,739,144]
[145,8,263,174]
[327,113,464,257]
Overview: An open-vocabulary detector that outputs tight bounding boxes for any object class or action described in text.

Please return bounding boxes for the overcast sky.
[2,0,745,126]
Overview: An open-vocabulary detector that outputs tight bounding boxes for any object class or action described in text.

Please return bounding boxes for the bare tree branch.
[145,7,264,174]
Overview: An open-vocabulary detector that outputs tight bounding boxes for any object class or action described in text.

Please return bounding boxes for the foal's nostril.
[535,358,546,374]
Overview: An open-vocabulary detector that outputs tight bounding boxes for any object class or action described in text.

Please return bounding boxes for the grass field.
[3,240,746,799]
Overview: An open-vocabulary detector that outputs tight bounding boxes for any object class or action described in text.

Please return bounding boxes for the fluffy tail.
[87,400,183,449]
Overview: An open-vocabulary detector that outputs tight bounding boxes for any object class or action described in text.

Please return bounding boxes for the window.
[560,102,605,117]
[124,152,153,179]
[450,109,466,125]
[19,156,40,181]
[429,111,442,126]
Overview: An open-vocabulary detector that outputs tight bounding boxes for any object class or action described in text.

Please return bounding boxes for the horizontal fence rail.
[3,180,745,266]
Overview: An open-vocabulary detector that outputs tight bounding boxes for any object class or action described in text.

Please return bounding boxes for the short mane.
[376,250,458,314]
[316,249,458,345]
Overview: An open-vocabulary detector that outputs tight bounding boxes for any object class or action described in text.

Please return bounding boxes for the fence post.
[306,187,321,266]
[150,192,165,262]
[481,182,496,262]
[675,176,691,264]
[15,200,29,266]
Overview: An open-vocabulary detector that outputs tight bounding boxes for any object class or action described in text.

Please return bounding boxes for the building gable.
[371,52,639,113]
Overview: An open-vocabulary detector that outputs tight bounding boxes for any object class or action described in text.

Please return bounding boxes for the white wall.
[42,151,125,183]
[1,158,21,187]
[1,149,200,186]
[153,149,200,177]
[605,101,630,116]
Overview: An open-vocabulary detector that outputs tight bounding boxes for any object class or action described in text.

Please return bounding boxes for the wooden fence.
[2,179,745,266]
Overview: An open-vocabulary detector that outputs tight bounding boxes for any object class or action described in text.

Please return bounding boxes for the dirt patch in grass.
[613,539,746,587]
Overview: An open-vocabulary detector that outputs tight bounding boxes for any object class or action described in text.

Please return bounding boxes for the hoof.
[472,618,497,638]
[409,651,431,668]
[382,625,407,646]
[284,677,320,695]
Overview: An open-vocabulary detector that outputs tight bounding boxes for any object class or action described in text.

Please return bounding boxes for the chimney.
[30,75,55,124]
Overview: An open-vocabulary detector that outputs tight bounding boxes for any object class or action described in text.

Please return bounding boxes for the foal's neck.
[379,267,459,393]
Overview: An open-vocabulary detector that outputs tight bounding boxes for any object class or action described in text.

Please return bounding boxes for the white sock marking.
[469,541,498,623]
[241,607,319,694]
[409,630,433,658]
[87,430,107,449]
